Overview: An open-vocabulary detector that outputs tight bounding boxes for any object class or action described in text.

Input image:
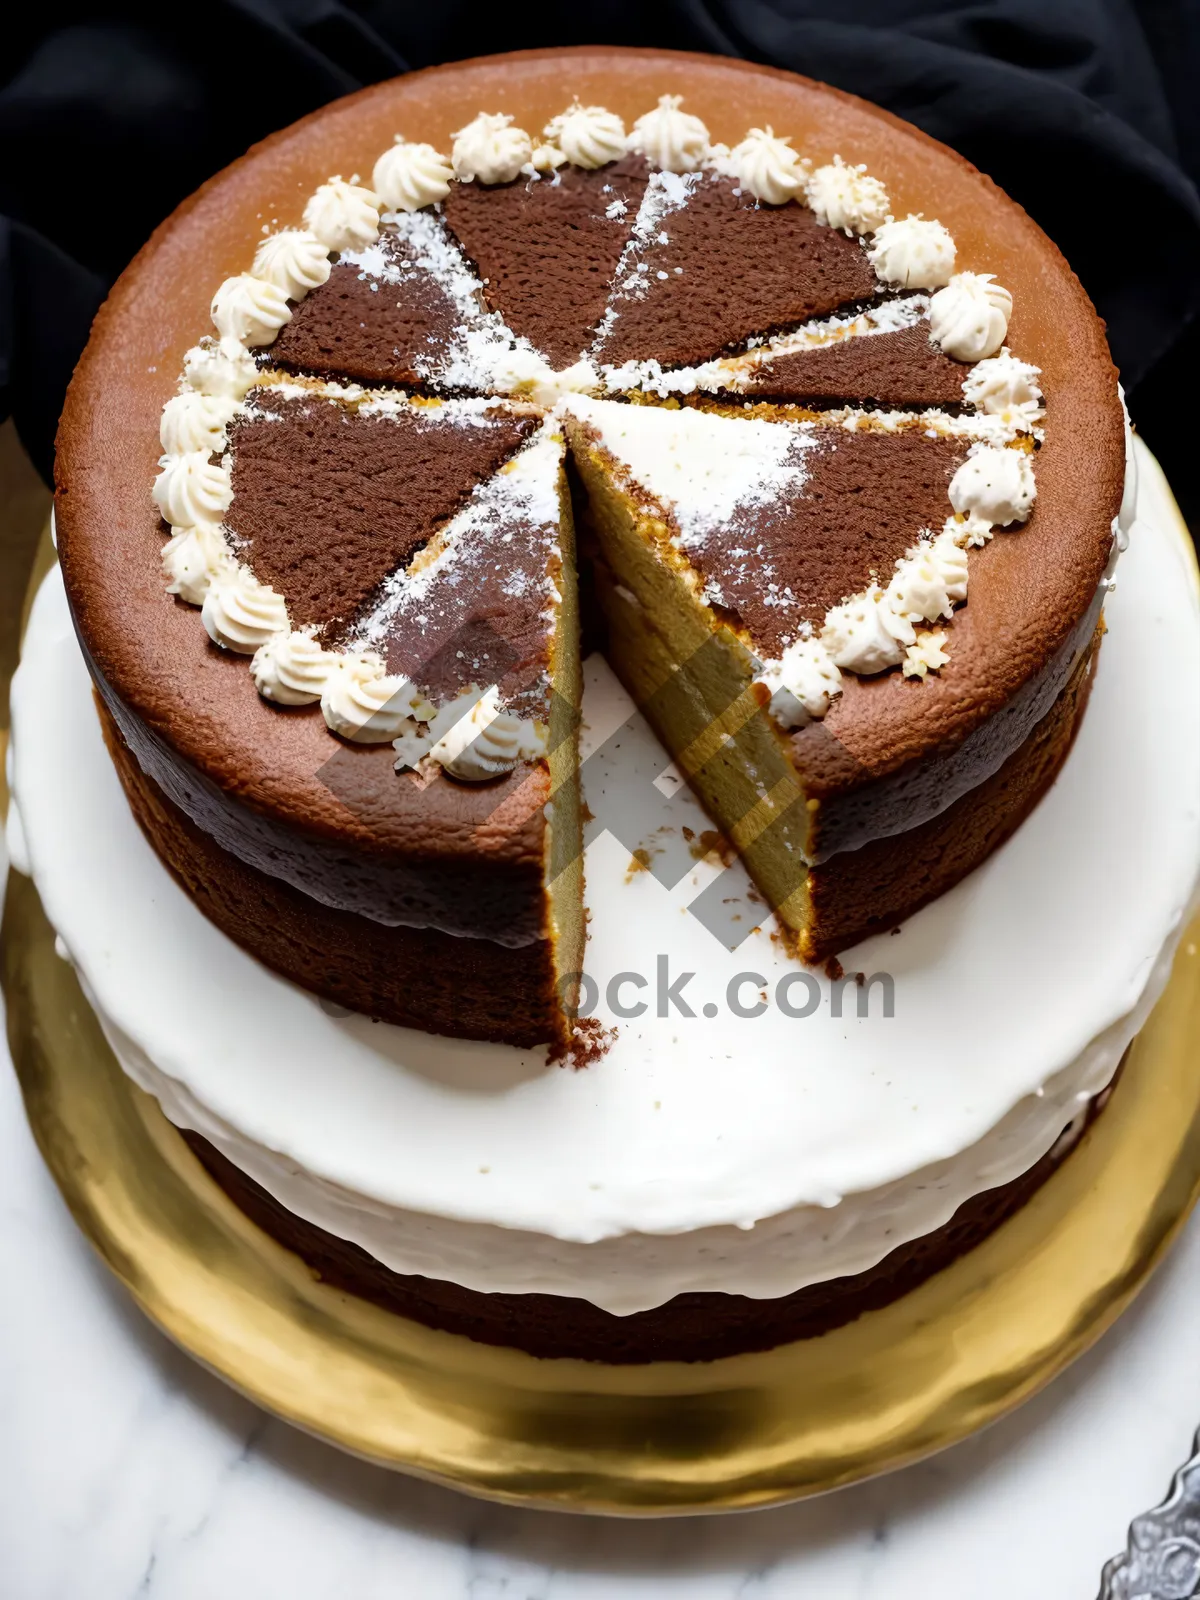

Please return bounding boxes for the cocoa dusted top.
[442,154,650,367]
[685,428,968,656]
[55,52,1124,934]
[594,174,878,369]
[226,394,537,636]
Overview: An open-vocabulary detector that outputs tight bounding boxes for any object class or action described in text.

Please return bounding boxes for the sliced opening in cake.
[562,394,995,959]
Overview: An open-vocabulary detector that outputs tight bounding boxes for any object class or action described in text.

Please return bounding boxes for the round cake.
[32,47,1182,1366]
[54,48,1126,1055]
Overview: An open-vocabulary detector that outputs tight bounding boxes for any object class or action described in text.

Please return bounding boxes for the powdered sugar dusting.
[601,294,932,397]
[591,171,704,355]
[342,211,557,392]
[355,423,565,668]
[564,394,815,550]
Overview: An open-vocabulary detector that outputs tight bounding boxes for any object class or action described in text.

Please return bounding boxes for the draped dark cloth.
[2,3,1197,518]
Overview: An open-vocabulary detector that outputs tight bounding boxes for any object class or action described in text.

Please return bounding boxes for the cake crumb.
[824,956,844,981]
[688,828,735,866]
[549,1017,617,1070]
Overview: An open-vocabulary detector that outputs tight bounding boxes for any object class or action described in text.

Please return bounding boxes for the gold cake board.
[3,865,1200,1514]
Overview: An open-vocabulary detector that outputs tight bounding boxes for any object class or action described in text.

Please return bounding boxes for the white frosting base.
[9,447,1199,1315]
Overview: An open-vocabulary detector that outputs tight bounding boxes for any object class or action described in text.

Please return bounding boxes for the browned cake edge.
[98,699,567,1049]
[180,1078,1114,1364]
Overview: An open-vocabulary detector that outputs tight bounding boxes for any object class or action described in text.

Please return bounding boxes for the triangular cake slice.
[608,296,968,409]
[563,395,983,958]
[441,156,650,369]
[591,170,877,372]
[269,213,561,396]
[225,385,539,636]
[350,421,585,1019]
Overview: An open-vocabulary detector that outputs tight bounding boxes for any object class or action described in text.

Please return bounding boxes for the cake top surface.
[54,48,1125,853]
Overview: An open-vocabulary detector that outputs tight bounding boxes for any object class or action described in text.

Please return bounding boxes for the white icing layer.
[152,451,232,526]
[210,273,291,347]
[418,687,543,781]
[320,653,430,744]
[182,339,257,400]
[727,126,807,205]
[950,445,1037,526]
[200,563,288,654]
[303,178,381,253]
[159,392,238,456]
[251,230,332,300]
[161,524,227,605]
[963,349,1043,419]
[10,487,1198,1312]
[251,631,335,706]
[756,637,842,727]
[867,215,956,289]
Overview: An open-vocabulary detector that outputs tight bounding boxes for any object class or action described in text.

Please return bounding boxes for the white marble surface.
[2,444,1198,1597]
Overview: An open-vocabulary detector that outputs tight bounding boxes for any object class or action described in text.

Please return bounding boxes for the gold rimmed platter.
[3,866,1199,1514]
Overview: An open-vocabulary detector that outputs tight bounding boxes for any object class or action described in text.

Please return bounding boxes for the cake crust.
[54,48,1124,1037]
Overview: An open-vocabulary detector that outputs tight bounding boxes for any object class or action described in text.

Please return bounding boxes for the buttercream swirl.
[821,586,915,674]
[962,349,1043,417]
[152,451,232,526]
[303,178,381,253]
[728,126,807,206]
[161,524,227,605]
[210,273,292,348]
[251,630,336,706]
[321,654,430,743]
[372,140,454,212]
[160,392,238,456]
[421,687,541,781]
[929,272,1012,362]
[949,446,1036,526]
[805,157,890,236]
[867,215,956,289]
[626,95,710,173]
[885,530,969,624]
[544,102,626,169]
[183,339,258,400]
[251,230,332,300]
[451,113,533,186]
[757,637,842,729]
[201,563,289,653]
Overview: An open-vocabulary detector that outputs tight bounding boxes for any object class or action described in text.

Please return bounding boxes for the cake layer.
[54,51,1127,1044]
[744,316,967,405]
[596,559,1103,958]
[180,1102,1101,1362]
[100,704,566,1046]
[269,222,470,389]
[10,510,1197,1318]
[568,396,970,650]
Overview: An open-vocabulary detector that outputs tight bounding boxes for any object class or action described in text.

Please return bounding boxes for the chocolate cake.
[55,53,1124,1053]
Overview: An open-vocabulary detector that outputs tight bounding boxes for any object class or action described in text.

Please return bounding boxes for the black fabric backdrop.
[2,2,1198,520]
